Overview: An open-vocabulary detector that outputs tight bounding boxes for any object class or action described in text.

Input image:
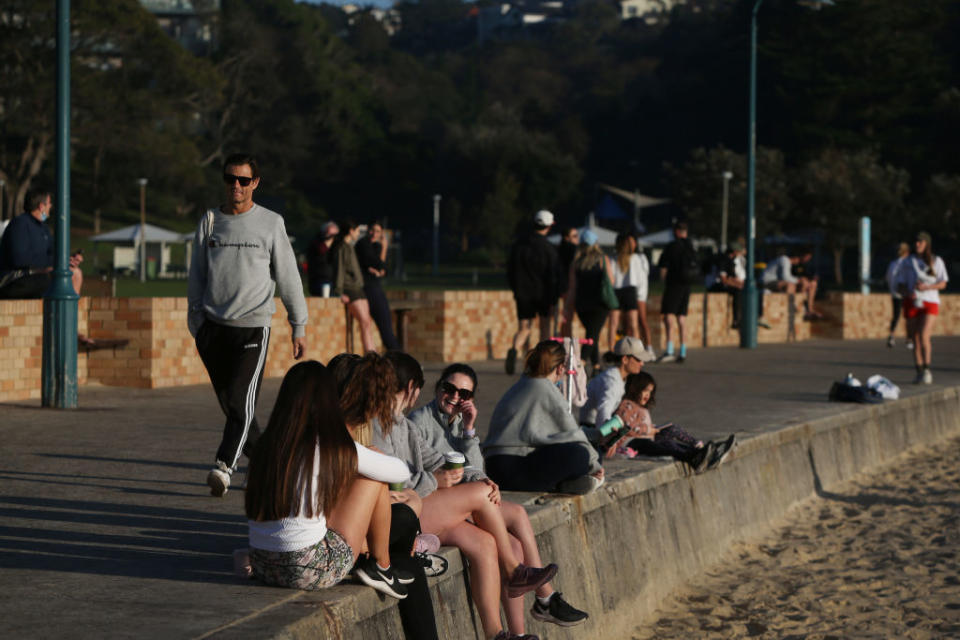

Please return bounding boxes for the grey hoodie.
[408,399,486,479]
[481,376,600,473]
[187,204,307,338]
[372,414,486,498]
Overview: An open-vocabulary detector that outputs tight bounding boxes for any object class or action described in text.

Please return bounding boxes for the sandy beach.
[632,436,960,639]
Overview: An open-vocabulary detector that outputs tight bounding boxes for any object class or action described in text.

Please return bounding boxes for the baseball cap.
[581,229,598,246]
[614,336,655,362]
[534,209,555,227]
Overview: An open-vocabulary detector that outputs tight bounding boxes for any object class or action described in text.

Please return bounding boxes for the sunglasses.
[223,173,254,187]
[440,380,473,401]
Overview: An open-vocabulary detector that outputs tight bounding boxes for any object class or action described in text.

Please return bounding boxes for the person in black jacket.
[355,221,400,350]
[505,209,560,374]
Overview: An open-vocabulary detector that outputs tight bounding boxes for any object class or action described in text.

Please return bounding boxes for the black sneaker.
[707,434,736,470]
[353,556,408,599]
[505,348,518,375]
[531,592,589,627]
[676,354,686,364]
[688,442,715,474]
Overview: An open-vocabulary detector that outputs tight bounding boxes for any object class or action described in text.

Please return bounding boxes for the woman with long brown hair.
[245,361,411,598]
[331,220,377,352]
[562,230,615,370]
[607,232,650,353]
[896,231,949,384]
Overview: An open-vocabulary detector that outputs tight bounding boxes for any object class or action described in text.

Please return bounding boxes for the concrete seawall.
[215,386,960,639]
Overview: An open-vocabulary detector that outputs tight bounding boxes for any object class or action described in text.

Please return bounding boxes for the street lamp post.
[432,194,441,277]
[0,179,5,221]
[720,171,733,252]
[41,0,78,408]
[138,178,148,282]
[741,0,832,350]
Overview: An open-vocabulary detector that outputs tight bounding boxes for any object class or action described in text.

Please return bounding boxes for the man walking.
[657,221,696,363]
[505,209,560,374]
[188,153,307,497]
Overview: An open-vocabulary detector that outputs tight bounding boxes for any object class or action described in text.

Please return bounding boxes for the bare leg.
[637,301,652,346]
[348,299,377,353]
[512,318,532,352]
[420,482,520,573]
[326,476,390,565]
[500,501,552,598]
[502,534,526,634]
[443,522,503,639]
[662,312,674,346]
[625,309,640,339]
[677,314,686,349]
[607,310,621,351]
[908,316,923,369]
[538,312,552,344]
[920,314,936,367]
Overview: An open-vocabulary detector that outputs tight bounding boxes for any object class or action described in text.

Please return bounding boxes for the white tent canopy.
[597,183,671,210]
[91,223,190,277]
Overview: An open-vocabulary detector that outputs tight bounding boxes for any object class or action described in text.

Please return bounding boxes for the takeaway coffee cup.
[321,283,331,298]
[388,482,406,491]
[443,451,466,470]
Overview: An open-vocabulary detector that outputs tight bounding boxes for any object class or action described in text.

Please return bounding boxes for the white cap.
[534,209,554,227]
[614,336,655,362]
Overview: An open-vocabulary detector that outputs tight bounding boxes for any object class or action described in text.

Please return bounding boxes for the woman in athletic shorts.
[896,231,949,384]
[332,220,376,352]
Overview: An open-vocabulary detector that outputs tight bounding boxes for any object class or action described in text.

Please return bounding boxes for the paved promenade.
[2,337,959,639]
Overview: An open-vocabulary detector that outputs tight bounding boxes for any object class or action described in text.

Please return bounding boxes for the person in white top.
[607,233,654,357]
[884,242,911,348]
[895,231,949,384]
[245,360,412,598]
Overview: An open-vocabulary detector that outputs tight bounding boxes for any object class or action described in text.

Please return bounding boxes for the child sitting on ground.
[605,371,736,473]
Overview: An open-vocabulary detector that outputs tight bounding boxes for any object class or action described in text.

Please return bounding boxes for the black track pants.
[390,504,440,640]
[195,321,271,469]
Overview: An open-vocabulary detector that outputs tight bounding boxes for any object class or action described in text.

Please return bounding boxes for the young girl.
[610,371,736,474]
[896,231,949,384]
[245,361,411,598]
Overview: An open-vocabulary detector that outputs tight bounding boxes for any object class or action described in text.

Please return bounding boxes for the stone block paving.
[1,337,958,638]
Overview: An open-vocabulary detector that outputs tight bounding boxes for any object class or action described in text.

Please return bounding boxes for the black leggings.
[485,442,594,492]
[576,306,608,367]
[390,504,439,640]
[627,425,702,463]
[889,297,902,333]
[364,282,400,351]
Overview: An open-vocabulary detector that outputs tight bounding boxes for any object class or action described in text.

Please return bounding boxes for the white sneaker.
[906,340,914,350]
[207,462,232,497]
[922,369,933,385]
[657,353,677,363]
[646,345,657,359]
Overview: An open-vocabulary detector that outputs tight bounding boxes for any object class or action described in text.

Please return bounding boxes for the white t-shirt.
[896,255,948,305]
[612,253,650,302]
[762,255,797,285]
[248,441,409,553]
[885,256,908,298]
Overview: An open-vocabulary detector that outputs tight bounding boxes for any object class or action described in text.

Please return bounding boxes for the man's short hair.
[26,188,52,213]
[673,221,688,233]
[223,153,260,179]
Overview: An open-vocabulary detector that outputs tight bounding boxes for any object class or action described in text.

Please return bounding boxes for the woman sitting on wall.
[482,341,604,495]
[408,362,589,630]
[245,361,411,599]
[375,352,559,640]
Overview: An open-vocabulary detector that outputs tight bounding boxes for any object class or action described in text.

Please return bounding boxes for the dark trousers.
[628,425,701,463]
[710,283,743,326]
[0,272,49,299]
[486,442,594,492]
[390,504,439,640]
[576,306,608,367]
[889,297,902,333]
[195,321,271,469]
[364,282,400,351]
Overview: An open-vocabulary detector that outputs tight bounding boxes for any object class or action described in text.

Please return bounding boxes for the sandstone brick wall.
[1,291,956,403]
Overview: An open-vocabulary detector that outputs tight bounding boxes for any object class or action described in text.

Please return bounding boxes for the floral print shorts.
[249,528,354,590]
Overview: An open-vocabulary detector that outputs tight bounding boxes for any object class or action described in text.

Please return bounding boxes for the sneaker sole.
[354,567,408,599]
[506,564,558,599]
[207,471,229,497]
[530,609,588,627]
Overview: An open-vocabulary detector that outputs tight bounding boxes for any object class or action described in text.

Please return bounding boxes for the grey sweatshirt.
[408,399,486,479]
[481,376,600,472]
[187,204,307,338]
[371,414,485,498]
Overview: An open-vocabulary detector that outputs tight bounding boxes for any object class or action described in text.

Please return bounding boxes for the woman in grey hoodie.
[482,341,604,495]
